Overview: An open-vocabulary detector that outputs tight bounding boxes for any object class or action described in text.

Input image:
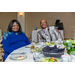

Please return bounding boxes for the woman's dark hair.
[7,19,22,34]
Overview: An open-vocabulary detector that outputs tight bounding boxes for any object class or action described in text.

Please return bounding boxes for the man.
[37,19,63,42]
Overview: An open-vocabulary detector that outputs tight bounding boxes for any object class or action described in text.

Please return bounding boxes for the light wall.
[0,12,75,39]
[17,12,25,32]
[25,12,75,39]
[0,12,17,35]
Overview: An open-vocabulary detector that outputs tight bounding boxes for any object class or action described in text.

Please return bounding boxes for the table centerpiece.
[63,39,75,55]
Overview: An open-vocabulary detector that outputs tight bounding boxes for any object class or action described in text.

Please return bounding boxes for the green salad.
[45,42,55,46]
[40,57,59,62]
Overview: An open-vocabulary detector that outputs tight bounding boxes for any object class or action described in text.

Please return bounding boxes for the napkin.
[42,45,65,53]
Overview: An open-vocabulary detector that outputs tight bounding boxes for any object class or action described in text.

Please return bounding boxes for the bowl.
[43,51,64,58]
[42,45,65,58]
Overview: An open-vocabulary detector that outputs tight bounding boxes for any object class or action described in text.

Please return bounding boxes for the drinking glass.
[33,52,44,62]
[31,41,35,49]
[70,51,75,62]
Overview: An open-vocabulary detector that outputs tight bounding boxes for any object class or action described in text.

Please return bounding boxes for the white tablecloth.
[5,46,34,62]
[32,29,64,42]
[5,45,71,62]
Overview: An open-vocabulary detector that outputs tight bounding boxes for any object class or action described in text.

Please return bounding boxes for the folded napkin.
[42,45,65,53]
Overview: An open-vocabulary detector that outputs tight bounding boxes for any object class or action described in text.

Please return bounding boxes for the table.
[5,44,71,62]
[5,46,34,62]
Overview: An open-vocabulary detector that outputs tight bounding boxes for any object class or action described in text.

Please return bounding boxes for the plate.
[9,52,27,60]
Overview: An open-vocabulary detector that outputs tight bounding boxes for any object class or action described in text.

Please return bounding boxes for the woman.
[37,19,63,42]
[2,19,30,60]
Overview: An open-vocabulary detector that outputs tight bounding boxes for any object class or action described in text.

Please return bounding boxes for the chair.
[32,29,41,42]
[0,29,5,62]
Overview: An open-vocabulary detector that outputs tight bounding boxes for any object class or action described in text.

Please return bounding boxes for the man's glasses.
[40,22,46,24]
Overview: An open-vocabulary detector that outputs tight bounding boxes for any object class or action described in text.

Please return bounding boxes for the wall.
[25,12,75,39]
[0,12,17,35]
[17,12,25,32]
[0,12,75,39]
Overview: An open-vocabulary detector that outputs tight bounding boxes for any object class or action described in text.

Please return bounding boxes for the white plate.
[9,52,27,60]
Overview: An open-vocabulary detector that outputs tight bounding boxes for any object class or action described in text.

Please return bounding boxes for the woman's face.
[12,22,19,32]
[40,19,48,29]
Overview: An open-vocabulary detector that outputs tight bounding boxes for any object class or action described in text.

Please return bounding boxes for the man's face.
[40,19,48,29]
